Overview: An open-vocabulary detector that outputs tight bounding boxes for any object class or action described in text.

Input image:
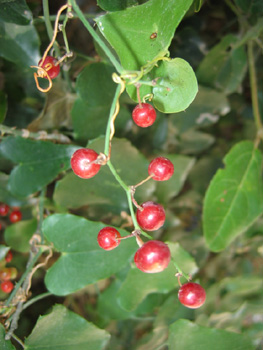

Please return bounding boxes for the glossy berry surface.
[136,201,165,231]
[71,148,101,179]
[132,103,156,127]
[0,267,17,281]
[9,210,22,223]
[97,227,121,251]
[1,280,14,293]
[0,203,9,216]
[148,157,174,181]
[38,56,60,79]
[5,250,13,263]
[134,240,171,273]
[178,282,206,309]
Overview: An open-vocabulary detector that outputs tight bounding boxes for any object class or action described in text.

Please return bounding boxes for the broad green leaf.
[169,319,254,350]
[0,21,40,66]
[0,91,7,123]
[4,219,38,252]
[0,137,78,198]
[203,141,263,252]
[24,305,110,350]
[54,138,155,210]
[155,154,195,204]
[179,130,215,154]
[97,0,138,11]
[96,0,193,72]
[117,242,198,311]
[152,58,198,113]
[196,34,247,94]
[0,324,15,350]
[0,0,32,25]
[43,214,138,295]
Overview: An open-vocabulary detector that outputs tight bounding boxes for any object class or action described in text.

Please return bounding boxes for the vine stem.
[70,0,123,74]
[172,259,190,282]
[42,0,61,57]
[247,40,263,132]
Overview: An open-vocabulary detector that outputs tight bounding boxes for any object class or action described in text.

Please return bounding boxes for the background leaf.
[43,214,138,296]
[0,0,32,25]
[0,324,15,350]
[4,219,37,252]
[203,141,263,251]
[0,91,7,123]
[24,304,110,350]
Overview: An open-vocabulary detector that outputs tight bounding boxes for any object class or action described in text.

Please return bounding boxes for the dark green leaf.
[0,0,32,25]
[152,58,198,113]
[0,91,7,123]
[24,304,110,350]
[234,0,263,15]
[0,137,78,198]
[43,214,138,295]
[0,324,15,350]
[4,219,38,252]
[203,141,263,252]
[179,130,215,154]
[169,319,255,350]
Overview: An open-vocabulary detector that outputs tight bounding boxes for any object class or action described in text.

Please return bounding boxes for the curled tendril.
[30,65,53,93]
[110,73,126,141]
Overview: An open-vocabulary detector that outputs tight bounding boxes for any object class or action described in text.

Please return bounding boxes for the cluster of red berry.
[0,250,16,294]
[0,203,22,228]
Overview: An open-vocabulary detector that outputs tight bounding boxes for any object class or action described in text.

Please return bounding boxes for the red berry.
[132,103,156,127]
[0,203,9,216]
[136,201,165,231]
[0,268,17,281]
[71,149,101,179]
[148,157,174,181]
[1,280,14,293]
[38,56,60,79]
[97,227,121,251]
[134,240,171,273]
[5,250,13,263]
[178,282,206,309]
[9,210,22,223]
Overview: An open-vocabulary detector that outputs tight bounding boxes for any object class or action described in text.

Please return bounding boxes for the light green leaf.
[43,214,138,295]
[0,324,15,350]
[152,58,198,113]
[0,137,78,198]
[4,219,37,252]
[169,319,255,350]
[117,242,198,311]
[97,0,138,11]
[0,245,10,261]
[24,305,110,350]
[203,141,263,252]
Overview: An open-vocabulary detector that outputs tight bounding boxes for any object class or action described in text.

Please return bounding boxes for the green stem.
[247,41,263,131]
[23,292,52,311]
[172,259,190,281]
[70,0,123,73]
[34,13,96,24]
[42,0,60,57]
[38,188,45,244]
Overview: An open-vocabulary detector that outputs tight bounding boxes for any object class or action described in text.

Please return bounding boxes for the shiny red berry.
[134,240,171,273]
[38,56,60,79]
[0,280,14,293]
[132,103,156,127]
[178,282,206,309]
[71,148,101,179]
[97,227,121,251]
[148,157,174,181]
[0,203,9,216]
[9,210,22,223]
[136,201,165,231]
[5,250,13,263]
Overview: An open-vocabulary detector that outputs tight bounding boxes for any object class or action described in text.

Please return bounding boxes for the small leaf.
[0,324,15,350]
[0,137,78,198]
[24,305,110,350]
[152,58,198,113]
[169,319,254,350]
[203,141,263,252]
[4,219,38,252]
[43,214,138,295]
[0,0,32,25]
[117,242,198,311]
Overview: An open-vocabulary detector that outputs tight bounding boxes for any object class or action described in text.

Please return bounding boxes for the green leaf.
[196,34,247,94]
[0,324,15,350]
[117,242,198,311]
[0,0,32,25]
[24,304,110,350]
[0,20,40,66]
[43,214,138,295]
[0,172,27,207]
[155,154,195,204]
[169,319,255,350]
[0,245,10,261]
[152,58,198,113]
[203,141,263,252]
[96,0,194,71]
[234,0,263,15]
[4,219,38,252]
[0,137,78,198]
[97,0,138,11]
[54,138,155,210]
[0,91,7,123]
[179,130,215,154]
